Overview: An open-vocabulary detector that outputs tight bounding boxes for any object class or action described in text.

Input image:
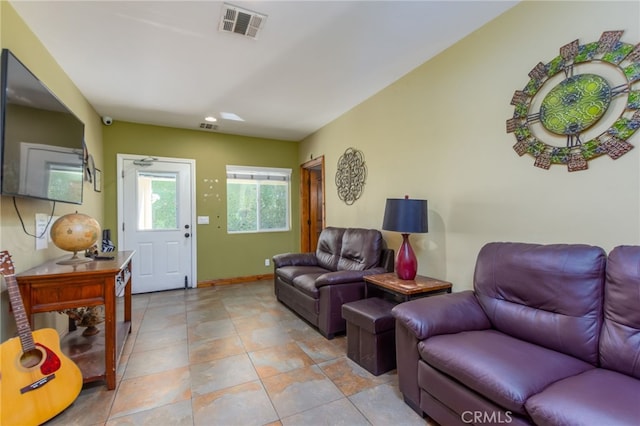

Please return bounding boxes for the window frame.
[226,165,292,234]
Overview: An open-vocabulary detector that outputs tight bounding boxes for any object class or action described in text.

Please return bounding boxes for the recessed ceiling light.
[220,112,244,121]
[204,116,217,122]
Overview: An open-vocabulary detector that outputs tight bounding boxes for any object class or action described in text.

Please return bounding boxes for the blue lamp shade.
[382,198,428,234]
[382,197,428,280]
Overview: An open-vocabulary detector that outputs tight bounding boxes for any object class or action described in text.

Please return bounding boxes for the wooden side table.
[16,251,134,390]
[364,272,452,302]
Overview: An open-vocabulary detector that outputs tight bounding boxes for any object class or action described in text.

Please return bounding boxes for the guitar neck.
[5,274,36,352]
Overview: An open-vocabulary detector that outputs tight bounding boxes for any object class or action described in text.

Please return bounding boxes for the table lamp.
[382,196,428,280]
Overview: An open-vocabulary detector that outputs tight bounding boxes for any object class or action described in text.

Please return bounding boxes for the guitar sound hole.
[20,348,43,368]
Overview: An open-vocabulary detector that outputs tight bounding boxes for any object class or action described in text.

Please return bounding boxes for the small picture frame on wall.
[94,168,102,192]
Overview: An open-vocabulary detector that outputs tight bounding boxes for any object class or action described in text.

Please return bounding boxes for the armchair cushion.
[525,368,640,425]
[420,329,594,415]
[600,245,640,378]
[474,242,606,364]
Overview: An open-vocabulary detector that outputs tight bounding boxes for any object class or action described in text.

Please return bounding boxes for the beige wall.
[0,2,103,339]
[300,0,640,291]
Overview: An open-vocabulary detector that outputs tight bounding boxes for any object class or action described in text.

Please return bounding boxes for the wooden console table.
[16,251,134,390]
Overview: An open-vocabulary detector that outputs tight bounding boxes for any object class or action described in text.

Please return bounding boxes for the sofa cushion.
[474,242,606,364]
[419,329,594,415]
[600,245,640,378]
[315,227,345,270]
[525,368,640,425]
[275,265,329,284]
[291,272,326,298]
[337,228,383,271]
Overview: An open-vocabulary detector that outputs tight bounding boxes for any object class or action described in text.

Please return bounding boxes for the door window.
[136,171,178,230]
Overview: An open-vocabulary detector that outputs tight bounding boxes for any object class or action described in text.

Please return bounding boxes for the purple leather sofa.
[273,227,393,339]
[392,242,640,425]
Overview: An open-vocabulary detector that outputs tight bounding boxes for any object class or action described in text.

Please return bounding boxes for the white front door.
[118,154,196,294]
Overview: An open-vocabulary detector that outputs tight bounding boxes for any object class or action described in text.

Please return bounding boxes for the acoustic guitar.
[0,251,83,425]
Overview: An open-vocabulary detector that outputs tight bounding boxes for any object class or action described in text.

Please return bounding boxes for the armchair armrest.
[392,290,491,340]
[272,252,318,268]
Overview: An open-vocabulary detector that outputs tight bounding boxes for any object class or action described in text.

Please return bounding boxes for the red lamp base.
[396,233,418,280]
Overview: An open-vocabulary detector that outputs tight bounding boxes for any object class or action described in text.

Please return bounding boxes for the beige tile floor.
[45,280,432,426]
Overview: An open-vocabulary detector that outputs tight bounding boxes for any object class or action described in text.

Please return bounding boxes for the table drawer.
[31,281,104,312]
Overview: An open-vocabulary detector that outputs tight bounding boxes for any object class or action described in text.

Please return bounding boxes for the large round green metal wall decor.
[506,30,640,171]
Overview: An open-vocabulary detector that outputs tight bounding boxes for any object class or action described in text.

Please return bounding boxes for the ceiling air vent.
[199,123,218,131]
[219,3,266,39]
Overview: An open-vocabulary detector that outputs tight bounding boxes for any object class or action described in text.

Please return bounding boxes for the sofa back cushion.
[316,227,345,270]
[474,242,606,364]
[337,228,384,271]
[600,245,640,378]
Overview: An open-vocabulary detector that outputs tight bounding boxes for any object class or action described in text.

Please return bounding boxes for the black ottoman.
[341,297,396,375]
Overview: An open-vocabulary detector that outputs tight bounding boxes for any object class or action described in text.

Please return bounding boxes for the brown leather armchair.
[392,243,640,425]
[273,227,394,339]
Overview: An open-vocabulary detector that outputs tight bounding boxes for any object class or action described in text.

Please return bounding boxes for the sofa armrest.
[392,290,491,340]
[379,248,395,272]
[316,270,365,287]
[272,252,318,268]
[315,267,388,287]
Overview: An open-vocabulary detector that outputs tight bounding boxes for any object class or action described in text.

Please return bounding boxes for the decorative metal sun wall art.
[336,147,367,205]
[506,30,640,171]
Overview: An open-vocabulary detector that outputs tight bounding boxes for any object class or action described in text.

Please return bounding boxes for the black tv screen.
[0,49,85,205]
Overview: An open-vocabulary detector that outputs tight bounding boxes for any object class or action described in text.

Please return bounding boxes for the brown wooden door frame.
[300,156,325,252]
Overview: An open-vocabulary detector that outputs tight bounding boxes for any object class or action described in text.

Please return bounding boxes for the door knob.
[185,233,190,238]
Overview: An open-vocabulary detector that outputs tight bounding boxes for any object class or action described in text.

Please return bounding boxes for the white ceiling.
[10,1,518,141]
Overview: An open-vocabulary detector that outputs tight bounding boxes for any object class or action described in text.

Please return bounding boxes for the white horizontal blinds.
[226,165,291,181]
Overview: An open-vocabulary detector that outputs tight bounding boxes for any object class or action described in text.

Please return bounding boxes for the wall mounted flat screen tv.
[0,49,85,205]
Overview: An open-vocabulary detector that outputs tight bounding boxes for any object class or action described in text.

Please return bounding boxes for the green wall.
[102,121,300,282]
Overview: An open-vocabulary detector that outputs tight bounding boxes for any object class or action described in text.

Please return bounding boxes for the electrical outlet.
[35,213,49,250]
[35,213,58,250]
[264,258,270,267]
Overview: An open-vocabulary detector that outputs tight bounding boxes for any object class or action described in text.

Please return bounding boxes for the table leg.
[124,262,132,327]
[104,275,116,390]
